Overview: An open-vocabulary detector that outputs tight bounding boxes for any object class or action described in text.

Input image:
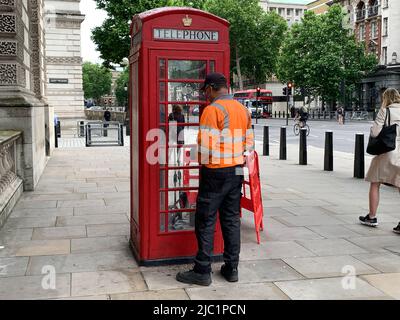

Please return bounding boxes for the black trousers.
[194,165,244,274]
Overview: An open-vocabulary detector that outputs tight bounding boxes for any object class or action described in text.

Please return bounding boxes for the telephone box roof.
[134,6,230,26]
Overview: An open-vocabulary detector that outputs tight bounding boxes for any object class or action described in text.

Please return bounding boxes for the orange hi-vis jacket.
[198,94,255,169]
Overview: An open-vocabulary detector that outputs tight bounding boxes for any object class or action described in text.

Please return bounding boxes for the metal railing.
[270,110,375,121]
[85,121,124,147]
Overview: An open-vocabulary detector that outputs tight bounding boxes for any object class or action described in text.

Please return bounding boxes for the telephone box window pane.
[169,211,195,232]
[160,192,167,211]
[168,104,199,124]
[167,127,199,167]
[168,60,206,79]
[160,104,166,123]
[160,82,166,102]
[160,213,166,232]
[160,170,166,189]
[209,61,215,73]
[168,82,202,102]
[159,59,166,79]
[167,169,199,188]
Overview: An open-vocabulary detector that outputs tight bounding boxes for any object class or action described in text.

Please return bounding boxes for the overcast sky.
[80,0,107,64]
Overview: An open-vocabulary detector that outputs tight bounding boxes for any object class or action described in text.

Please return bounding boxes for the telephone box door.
[148,49,225,259]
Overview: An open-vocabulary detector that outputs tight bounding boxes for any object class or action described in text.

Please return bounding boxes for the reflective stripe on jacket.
[198,94,255,168]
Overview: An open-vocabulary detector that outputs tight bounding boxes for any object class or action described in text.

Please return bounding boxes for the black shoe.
[176,270,211,286]
[220,264,239,282]
[393,223,400,234]
[359,214,378,227]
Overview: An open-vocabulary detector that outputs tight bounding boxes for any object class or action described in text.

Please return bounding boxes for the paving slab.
[283,255,379,278]
[21,193,86,201]
[71,236,129,254]
[275,277,389,300]
[4,217,57,229]
[240,241,316,261]
[0,274,71,300]
[0,239,70,257]
[0,228,33,242]
[186,283,289,300]
[57,199,106,208]
[86,223,130,237]
[26,250,137,275]
[71,270,146,296]
[307,225,362,238]
[32,226,87,240]
[283,206,334,216]
[352,253,400,273]
[347,236,400,253]
[56,214,128,227]
[0,257,29,277]
[10,208,74,218]
[273,214,344,227]
[296,239,368,256]
[14,200,57,209]
[361,273,400,299]
[336,214,399,224]
[73,206,128,216]
[111,289,189,300]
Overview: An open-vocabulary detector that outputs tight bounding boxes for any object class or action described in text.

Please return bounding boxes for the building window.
[278,8,284,16]
[370,21,378,39]
[383,17,388,36]
[383,47,387,65]
[359,24,365,41]
[383,0,389,8]
[287,8,293,16]
[295,9,301,16]
[269,7,276,12]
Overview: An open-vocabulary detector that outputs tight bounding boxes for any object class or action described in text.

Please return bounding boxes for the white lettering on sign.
[154,28,219,42]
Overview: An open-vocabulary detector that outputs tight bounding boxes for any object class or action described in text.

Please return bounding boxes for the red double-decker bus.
[233,89,273,118]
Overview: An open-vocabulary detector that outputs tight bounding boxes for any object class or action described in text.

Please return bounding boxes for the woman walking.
[359,88,400,233]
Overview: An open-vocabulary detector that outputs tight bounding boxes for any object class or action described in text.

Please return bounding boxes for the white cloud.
[80,0,108,64]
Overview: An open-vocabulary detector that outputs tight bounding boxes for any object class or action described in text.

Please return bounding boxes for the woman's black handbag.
[366,108,397,156]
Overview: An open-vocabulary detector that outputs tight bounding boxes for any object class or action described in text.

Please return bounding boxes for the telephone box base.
[130,239,223,267]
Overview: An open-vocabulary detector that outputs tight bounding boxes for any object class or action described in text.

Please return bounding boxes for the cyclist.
[295,105,309,128]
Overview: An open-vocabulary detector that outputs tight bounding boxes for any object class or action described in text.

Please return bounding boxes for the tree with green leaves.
[92,0,287,89]
[115,68,129,107]
[277,4,377,108]
[206,0,287,89]
[82,62,112,103]
[92,0,208,68]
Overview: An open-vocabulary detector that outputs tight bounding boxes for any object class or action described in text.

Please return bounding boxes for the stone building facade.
[0,0,48,191]
[260,0,309,27]
[44,0,85,125]
[337,0,400,110]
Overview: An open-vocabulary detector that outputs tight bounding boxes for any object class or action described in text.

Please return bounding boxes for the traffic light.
[287,82,293,96]
[256,87,261,98]
[282,87,287,96]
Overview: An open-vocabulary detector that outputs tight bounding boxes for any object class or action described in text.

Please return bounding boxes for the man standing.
[176,73,254,286]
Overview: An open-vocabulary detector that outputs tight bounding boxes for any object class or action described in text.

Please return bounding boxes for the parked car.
[88,106,104,111]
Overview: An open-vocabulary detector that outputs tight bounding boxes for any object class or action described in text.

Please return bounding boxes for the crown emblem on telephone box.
[182,15,192,27]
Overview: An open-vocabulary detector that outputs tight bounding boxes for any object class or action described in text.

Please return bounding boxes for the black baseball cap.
[200,72,228,91]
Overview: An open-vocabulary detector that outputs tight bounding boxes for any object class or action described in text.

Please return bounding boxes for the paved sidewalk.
[0,141,400,300]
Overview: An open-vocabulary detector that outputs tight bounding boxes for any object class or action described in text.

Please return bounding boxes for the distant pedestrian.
[359,88,400,234]
[103,108,112,136]
[337,106,344,125]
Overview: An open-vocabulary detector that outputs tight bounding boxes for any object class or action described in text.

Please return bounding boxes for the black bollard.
[120,124,124,146]
[274,111,277,118]
[283,111,286,119]
[54,125,58,148]
[324,131,333,171]
[263,126,269,156]
[279,111,281,118]
[299,128,307,165]
[56,120,61,138]
[279,127,287,160]
[354,133,365,178]
[79,121,85,137]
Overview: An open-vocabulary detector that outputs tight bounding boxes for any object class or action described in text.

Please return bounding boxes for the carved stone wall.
[44,0,85,123]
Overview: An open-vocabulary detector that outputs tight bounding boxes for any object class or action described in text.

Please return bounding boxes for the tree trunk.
[235,45,243,90]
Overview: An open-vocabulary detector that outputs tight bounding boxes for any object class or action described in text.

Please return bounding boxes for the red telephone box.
[129,7,230,265]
